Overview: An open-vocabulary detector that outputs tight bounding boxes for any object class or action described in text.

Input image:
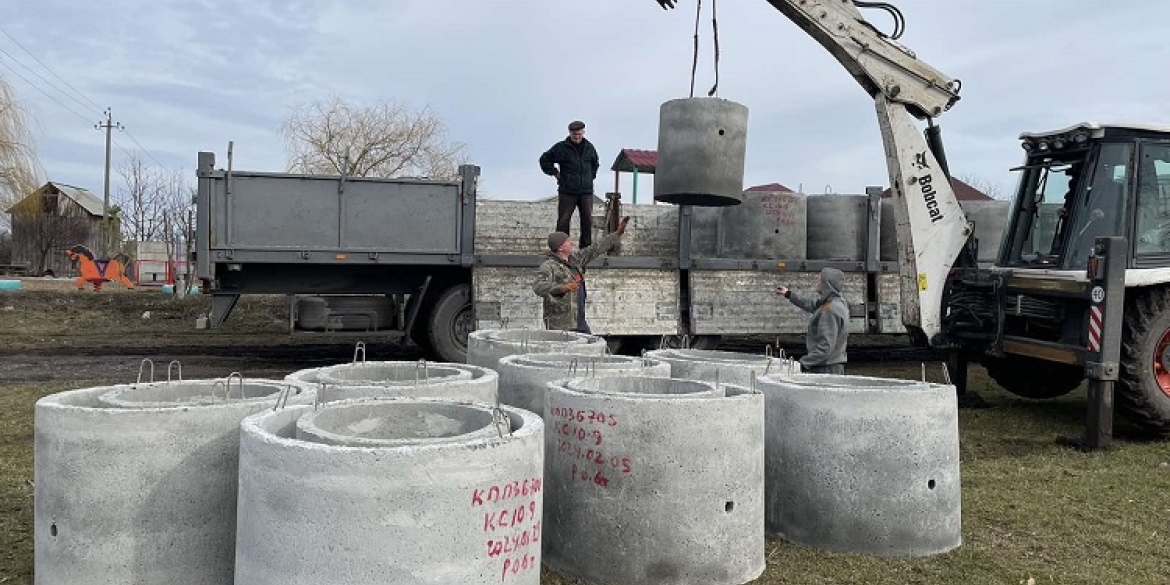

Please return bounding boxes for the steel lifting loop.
[714,367,721,390]
[681,334,691,349]
[921,362,926,383]
[273,384,294,412]
[167,360,183,384]
[314,381,328,411]
[501,317,510,330]
[765,344,774,358]
[210,380,227,401]
[491,406,512,438]
[226,372,244,399]
[415,359,430,386]
[763,356,775,376]
[589,359,598,378]
[137,358,155,384]
[353,341,367,364]
[750,370,760,394]
[941,362,953,386]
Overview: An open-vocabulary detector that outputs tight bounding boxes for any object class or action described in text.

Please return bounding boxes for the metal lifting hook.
[137,358,155,384]
[167,360,183,384]
[226,372,244,399]
[272,384,294,412]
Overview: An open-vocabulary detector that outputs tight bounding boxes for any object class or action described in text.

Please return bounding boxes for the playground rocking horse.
[65,244,135,292]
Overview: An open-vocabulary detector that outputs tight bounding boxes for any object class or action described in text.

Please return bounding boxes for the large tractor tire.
[983,355,1084,400]
[425,284,473,364]
[1118,287,1170,432]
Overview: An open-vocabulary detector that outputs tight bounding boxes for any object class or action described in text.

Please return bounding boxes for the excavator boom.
[654,0,972,342]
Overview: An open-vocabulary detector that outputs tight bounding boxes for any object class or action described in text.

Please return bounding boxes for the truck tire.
[983,355,1083,400]
[427,284,473,363]
[1118,287,1170,432]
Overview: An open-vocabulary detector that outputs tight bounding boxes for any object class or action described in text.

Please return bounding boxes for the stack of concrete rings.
[34,373,306,585]
[645,347,801,386]
[542,375,765,585]
[467,329,607,371]
[495,353,670,415]
[304,360,499,405]
[234,397,545,584]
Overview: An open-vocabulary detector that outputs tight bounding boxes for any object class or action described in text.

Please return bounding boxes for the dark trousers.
[556,193,593,248]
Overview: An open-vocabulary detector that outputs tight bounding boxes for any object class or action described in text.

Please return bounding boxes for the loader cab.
[1000,123,1170,270]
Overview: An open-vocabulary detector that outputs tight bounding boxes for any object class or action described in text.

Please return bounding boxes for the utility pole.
[95,108,122,256]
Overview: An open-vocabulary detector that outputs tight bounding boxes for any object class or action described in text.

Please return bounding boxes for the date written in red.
[557,440,632,474]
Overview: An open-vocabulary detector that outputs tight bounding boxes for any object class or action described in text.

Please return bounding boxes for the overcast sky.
[2,0,1167,203]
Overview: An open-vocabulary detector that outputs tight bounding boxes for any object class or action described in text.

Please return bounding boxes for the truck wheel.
[983,355,1083,400]
[1118,287,1170,432]
[427,284,472,363]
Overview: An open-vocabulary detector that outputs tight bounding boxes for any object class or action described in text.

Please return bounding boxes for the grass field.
[2,287,1168,585]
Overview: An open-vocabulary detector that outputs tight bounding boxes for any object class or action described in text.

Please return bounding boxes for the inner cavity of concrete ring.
[97,378,294,408]
[651,348,776,364]
[761,373,944,389]
[295,400,501,447]
[561,376,723,399]
[508,353,659,371]
[316,362,473,386]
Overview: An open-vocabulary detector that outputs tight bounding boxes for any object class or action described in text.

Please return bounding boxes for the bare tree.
[116,153,167,241]
[116,155,193,243]
[281,95,466,180]
[956,173,1008,200]
[0,76,42,230]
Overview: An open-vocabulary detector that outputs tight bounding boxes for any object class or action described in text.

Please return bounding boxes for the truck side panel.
[690,270,872,334]
[473,199,680,257]
[207,172,463,256]
[473,267,680,335]
[877,273,907,334]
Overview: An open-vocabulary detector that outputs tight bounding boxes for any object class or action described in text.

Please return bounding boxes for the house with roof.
[5,182,113,275]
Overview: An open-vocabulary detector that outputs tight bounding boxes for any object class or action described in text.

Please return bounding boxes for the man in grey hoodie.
[776,267,849,374]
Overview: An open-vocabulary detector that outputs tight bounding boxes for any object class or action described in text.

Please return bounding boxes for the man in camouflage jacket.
[532,216,630,333]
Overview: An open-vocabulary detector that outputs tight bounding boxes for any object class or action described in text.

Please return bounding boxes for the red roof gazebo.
[610,148,658,204]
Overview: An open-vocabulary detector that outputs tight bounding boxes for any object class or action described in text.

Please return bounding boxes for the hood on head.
[820,267,845,297]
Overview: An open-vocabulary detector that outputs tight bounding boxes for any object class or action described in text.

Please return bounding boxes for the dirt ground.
[2,285,1169,585]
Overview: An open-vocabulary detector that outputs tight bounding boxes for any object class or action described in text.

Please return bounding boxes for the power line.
[0,45,101,117]
[123,127,169,170]
[0,29,174,175]
[0,53,93,125]
[0,25,103,112]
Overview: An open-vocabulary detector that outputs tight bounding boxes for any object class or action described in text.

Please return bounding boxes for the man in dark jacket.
[776,267,850,374]
[533,216,630,333]
[540,120,601,248]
